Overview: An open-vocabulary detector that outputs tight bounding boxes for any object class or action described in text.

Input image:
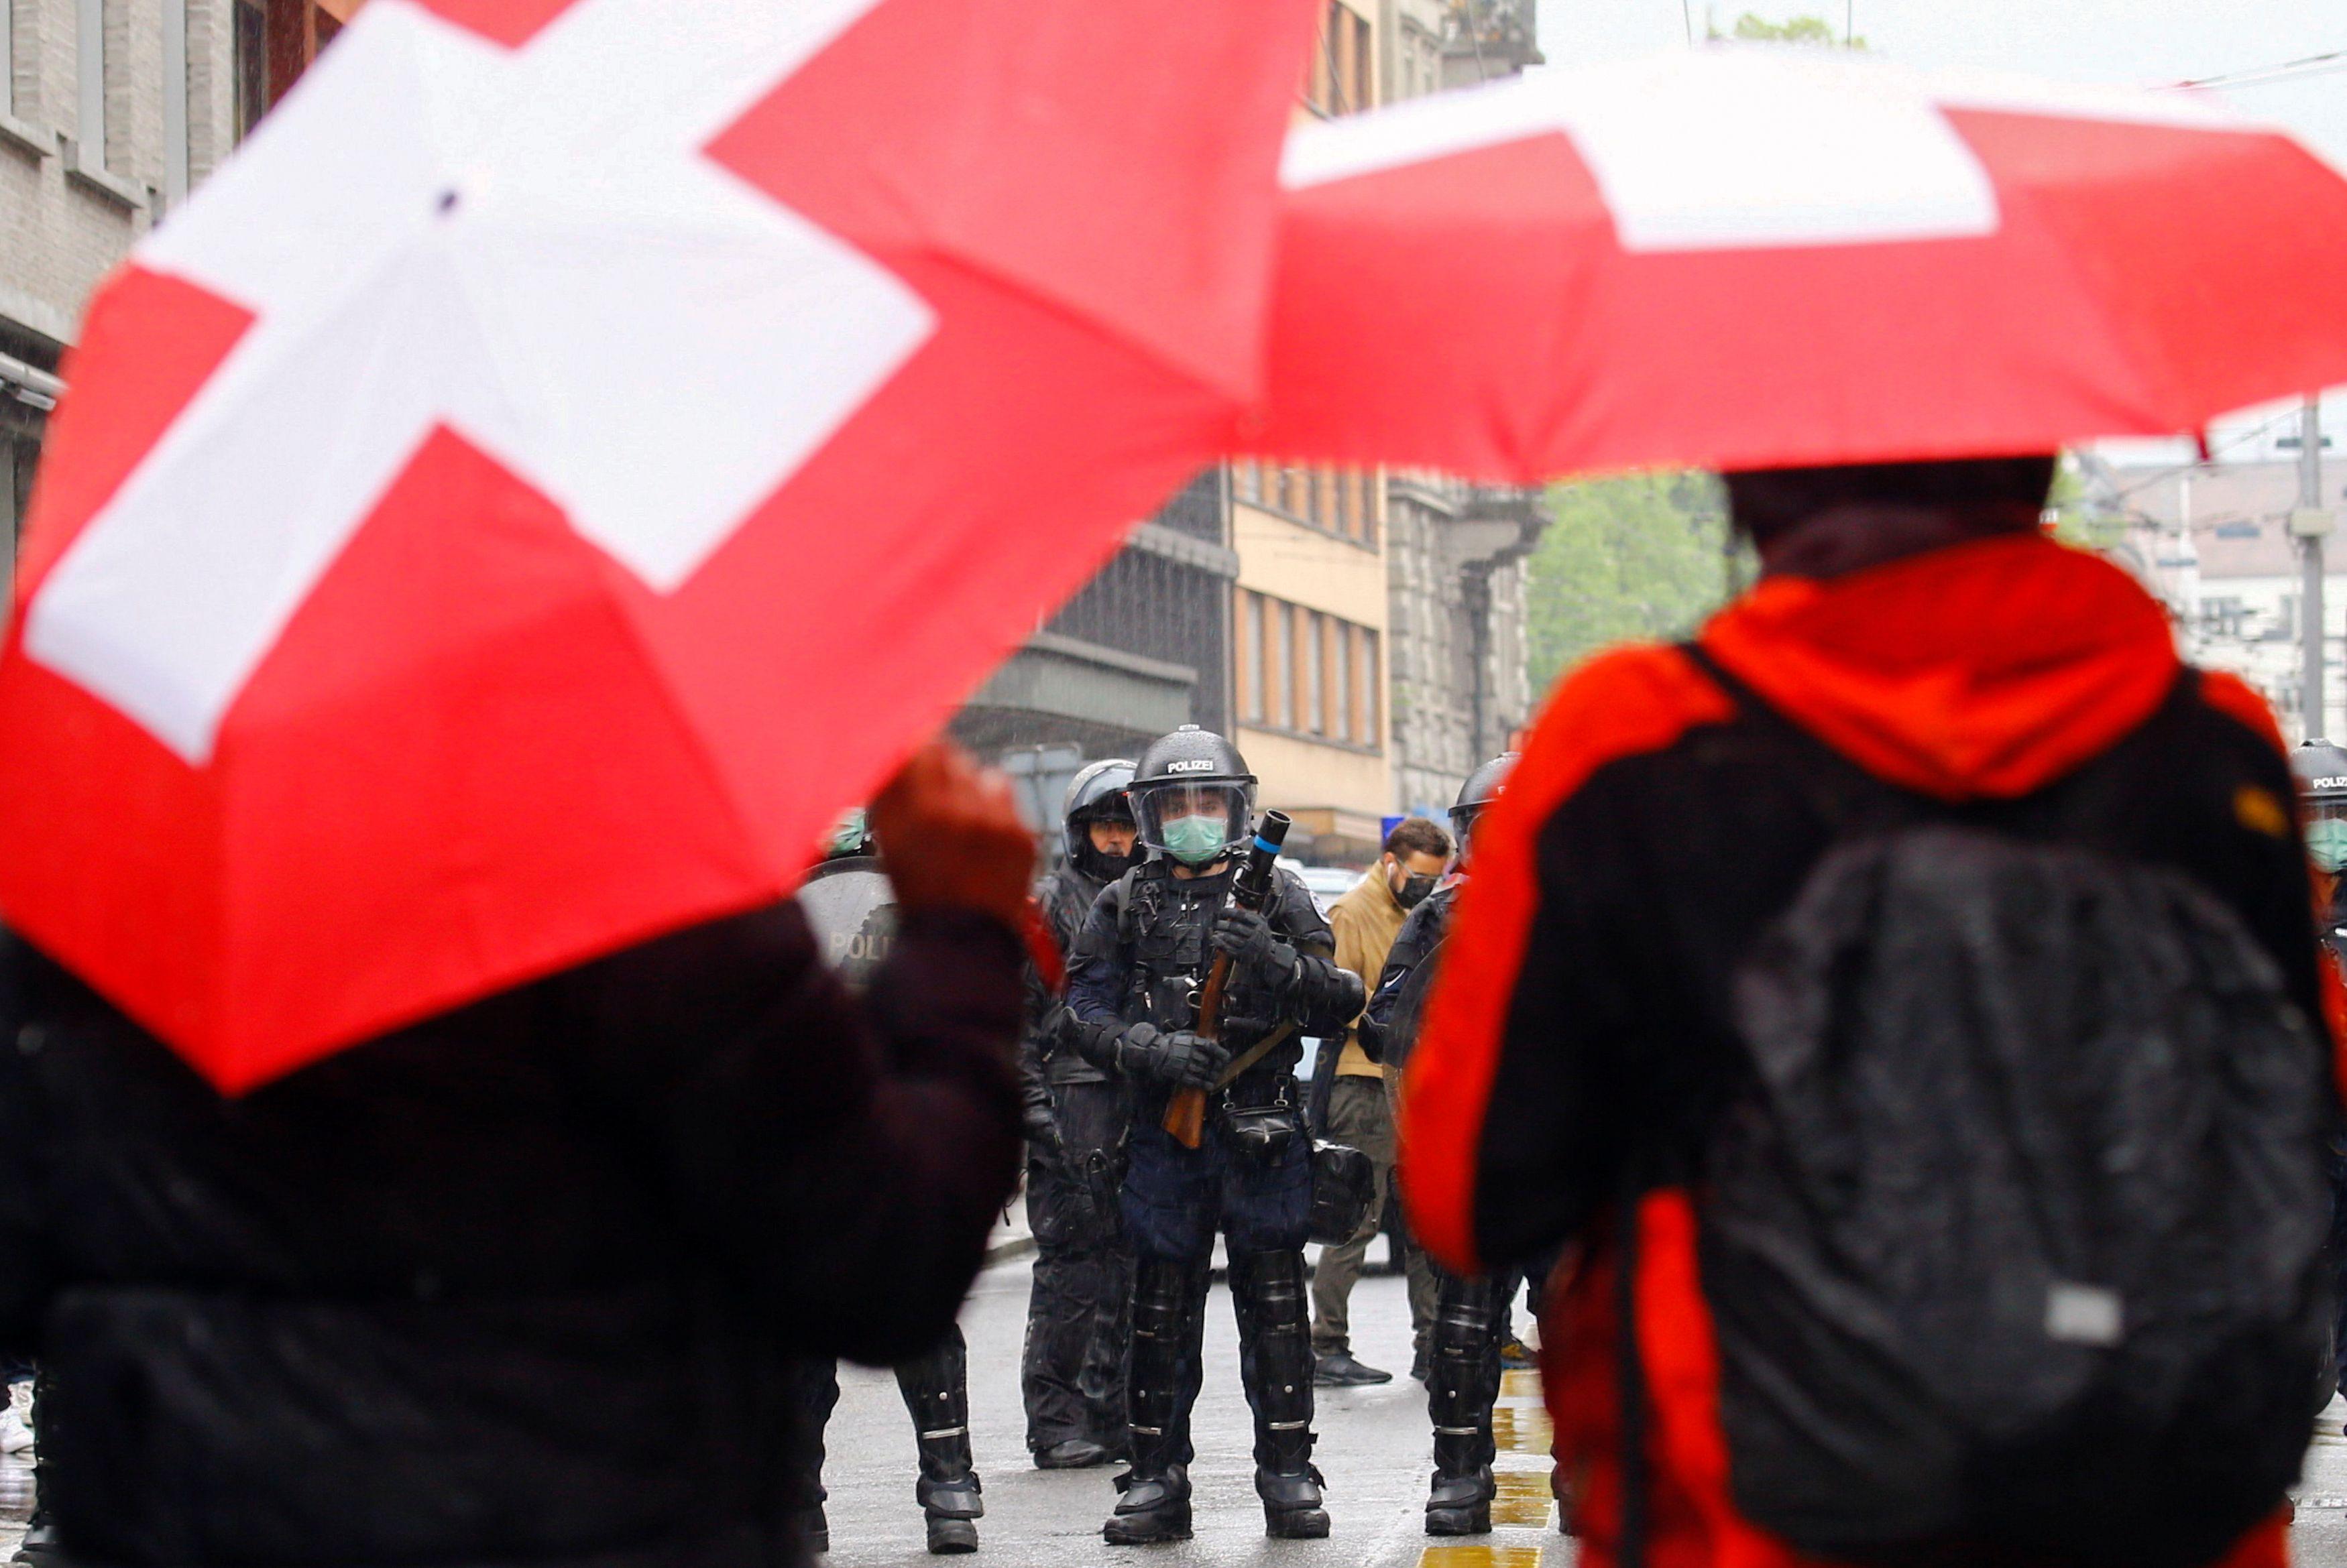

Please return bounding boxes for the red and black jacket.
[1400,532,2326,1568]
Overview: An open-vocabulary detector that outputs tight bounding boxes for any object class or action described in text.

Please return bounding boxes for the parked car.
[1292,864,1362,920]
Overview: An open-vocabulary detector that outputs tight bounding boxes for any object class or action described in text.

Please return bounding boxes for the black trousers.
[1021,1081,1132,1453]
[782,1325,972,1509]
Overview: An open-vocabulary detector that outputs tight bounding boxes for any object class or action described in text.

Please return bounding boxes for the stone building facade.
[1374,0,1547,821]
[1,0,351,569]
[952,471,1237,834]
[1384,476,1542,817]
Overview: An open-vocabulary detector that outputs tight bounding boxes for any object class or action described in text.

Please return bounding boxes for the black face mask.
[1074,836,1141,883]
[1393,872,1438,910]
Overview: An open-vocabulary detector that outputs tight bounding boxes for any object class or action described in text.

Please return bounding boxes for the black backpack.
[1676,646,2334,1568]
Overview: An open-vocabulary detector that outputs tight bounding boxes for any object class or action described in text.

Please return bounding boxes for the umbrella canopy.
[0,0,1318,1091]
[1253,47,2347,481]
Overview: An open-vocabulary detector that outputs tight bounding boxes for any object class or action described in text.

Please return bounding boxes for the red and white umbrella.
[1252,47,2347,480]
[0,0,1316,1089]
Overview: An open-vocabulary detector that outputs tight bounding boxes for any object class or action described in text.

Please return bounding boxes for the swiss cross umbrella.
[1251,47,2347,480]
[0,0,1318,1091]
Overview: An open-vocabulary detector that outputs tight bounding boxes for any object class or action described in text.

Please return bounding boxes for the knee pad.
[1430,1276,1502,1433]
[1129,1258,1200,1438]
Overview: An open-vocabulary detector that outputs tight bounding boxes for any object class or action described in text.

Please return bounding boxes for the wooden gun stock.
[1160,811,1290,1150]
[1161,953,1234,1148]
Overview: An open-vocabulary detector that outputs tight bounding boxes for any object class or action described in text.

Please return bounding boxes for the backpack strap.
[1112,864,1160,946]
[1676,640,1928,841]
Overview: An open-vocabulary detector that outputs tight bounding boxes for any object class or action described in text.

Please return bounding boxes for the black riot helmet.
[1063,758,1140,880]
[1450,752,1518,851]
[2295,739,2347,874]
[1129,725,1257,868]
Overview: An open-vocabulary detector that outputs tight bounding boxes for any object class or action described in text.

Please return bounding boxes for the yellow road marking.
[1500,1369,1541,1401]
[1419,1547,1544,1568]
[1491,1469,1555,1528]
[1491,1405,1554,1454]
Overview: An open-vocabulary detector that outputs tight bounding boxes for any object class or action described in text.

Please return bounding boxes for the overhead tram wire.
[2102,411,2303,506]
[2175,46,2347,91]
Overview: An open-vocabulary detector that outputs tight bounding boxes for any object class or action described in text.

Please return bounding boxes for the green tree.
[1712,11,1865,48]
[2045,455,2129,552]
[1526,472,1744,691]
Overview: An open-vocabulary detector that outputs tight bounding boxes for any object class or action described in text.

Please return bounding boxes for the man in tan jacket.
[1310,817,1452,1386]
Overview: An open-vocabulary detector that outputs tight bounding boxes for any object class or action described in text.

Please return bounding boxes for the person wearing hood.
[1401,458,2337,1568]
[0,741,1034,1568]
[1308,816,1452,1389]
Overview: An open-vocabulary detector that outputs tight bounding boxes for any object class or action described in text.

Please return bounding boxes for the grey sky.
[1538,1,2347,169]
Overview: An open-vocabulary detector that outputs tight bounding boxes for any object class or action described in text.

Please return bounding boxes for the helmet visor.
[2309,797,2347,872]
[1133,782,1251,865]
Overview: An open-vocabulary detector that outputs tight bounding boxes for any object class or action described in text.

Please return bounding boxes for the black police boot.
[1426,1274,1502,1536]
[1236,1250,1330,1540]
[785,1505,829,1558]
[898,1329,983,1555]
[1035,1437,1111,1469]
[1104,1259,1201,1546]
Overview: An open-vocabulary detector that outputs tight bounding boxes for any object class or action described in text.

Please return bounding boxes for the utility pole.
[2295,396,2334,740]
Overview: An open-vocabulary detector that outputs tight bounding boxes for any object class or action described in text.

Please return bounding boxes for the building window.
[76,0,105,165]
[1342,619,1361,746]
[1239,591,1264,724]
[164,0,188,204]
[1359,626,1382,743]
[1271,600,1294,729]
[233,0,343,143]
[0,436,17,607]
[1303,611,1324,734]
[233,0,266,139]
[1239,591,1381,750]
[1310,1,1371,115]
[1323,613,1345,741]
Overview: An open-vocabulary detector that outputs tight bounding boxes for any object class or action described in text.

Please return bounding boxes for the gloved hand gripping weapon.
[1161,810,1291,1149]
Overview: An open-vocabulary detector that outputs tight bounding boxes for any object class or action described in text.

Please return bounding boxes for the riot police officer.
[2293,740,2347,1418]
[1066,727,1364,1544]
[1361,753,1536,1539]
[2295,739,2347,968]
[1020,760,1143,1469]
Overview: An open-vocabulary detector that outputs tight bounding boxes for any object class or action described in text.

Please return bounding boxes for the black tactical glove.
[1115,1022,1230,1090]
[1021,1093,1060,1150]
[1212,906,1301,996]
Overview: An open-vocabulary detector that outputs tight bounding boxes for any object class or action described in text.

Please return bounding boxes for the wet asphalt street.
[816,1250,2347,1568]
[0,1270,2339,1566]
[817,1251,1573,1568]
[2291,1396,2347,1563]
